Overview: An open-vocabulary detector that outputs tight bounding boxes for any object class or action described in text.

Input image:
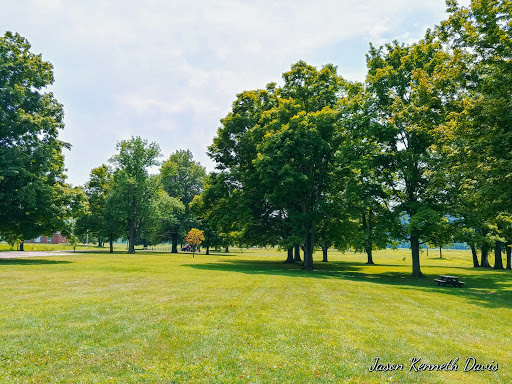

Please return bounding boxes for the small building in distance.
[25,232,68,244]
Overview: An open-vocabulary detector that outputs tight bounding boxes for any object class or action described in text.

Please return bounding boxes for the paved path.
[0,251,75,259]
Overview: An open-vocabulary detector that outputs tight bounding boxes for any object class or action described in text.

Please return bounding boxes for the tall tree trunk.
[109,233,114,254]
[322,246,328,262]
[471,244,479,267]
[171,232,178,253]
[410,235,424,277]
[506,245,511,270]
[481,243,490,267]
[19,242,24,251]
[439,247,442,259]
[303,228,314,270]
[426,245,428,257]
[294,244,301,262]
[285,247,294,263]
[494,240,504,269]
[206,245,210,255]
[225,247,229,253]
[128,223,136,254]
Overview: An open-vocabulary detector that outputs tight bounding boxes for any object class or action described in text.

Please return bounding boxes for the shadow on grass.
[0,259,72,265]
[185,258,512,309]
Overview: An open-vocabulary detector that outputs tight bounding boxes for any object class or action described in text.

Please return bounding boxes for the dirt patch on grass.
[0,251,74,259]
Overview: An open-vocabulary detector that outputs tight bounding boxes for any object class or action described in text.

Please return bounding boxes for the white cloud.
[2,0,455,185]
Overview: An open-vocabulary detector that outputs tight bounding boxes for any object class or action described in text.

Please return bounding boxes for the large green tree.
[109,137,161,253]
[365,33,459,276]
[0,32,70,250]
[208,61,347,269]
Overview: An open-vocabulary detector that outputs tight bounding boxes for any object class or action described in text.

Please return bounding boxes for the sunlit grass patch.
[0,248,510,383]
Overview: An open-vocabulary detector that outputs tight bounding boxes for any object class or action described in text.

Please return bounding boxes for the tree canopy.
[0,31,70,249]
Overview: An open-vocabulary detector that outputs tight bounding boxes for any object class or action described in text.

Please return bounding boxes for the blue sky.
[2,0,470,186]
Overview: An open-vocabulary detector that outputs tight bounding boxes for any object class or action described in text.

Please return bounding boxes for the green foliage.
[108,137,162,253]
[161,150,206,209]
[439,0,512,269]
[0,31,70,244]
[365,33,458,276]
[143,188,184,245]
[75,165,112,243]
[159,150,206,251]
[207,61,349,269]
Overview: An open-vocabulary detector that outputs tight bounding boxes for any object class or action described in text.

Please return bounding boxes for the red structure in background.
[24,232,68,244]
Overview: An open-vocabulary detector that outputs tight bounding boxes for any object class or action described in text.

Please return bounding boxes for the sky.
[2,0,471,186]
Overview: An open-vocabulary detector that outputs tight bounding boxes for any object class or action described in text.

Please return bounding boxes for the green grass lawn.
[0,248,510,383]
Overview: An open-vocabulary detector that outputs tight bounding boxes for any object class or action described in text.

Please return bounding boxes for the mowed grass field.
[0,247,510,383]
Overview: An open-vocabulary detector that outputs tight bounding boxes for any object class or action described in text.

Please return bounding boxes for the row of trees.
[191,0,512,276]
[0,31,224,255]
[2,1,511,277]
[74,141,209,254]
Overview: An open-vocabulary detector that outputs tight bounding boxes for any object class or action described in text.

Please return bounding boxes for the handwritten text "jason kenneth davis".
[369,357,498,373]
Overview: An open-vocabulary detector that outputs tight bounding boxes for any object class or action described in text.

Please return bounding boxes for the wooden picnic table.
[434,275,465,287]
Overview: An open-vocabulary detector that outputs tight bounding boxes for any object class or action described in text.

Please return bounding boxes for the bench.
[435,275,465,287]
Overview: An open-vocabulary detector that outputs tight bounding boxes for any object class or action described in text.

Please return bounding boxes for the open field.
[0,248,510,383]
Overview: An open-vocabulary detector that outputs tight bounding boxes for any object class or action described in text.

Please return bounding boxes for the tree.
[63,186,89,252]
[189,193,222,255]
[439,0,512,270]
[208,62,347,269]
[338,82,399,265]
[184,228,205,257]
[109,137,161,253]
[143,188,184,246]
[0,32,70,249]
[160,150,206,253]
[365,33,459,277]
[75,164,112,246]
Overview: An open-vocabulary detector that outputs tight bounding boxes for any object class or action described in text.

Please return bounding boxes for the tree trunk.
[303,228,314,270]
[322,246,328,262]
[363,209,374,264]
[481,243,490,267]
[206,245,210,255]
[294,244,301,262]
[225,247,229,253]
[494,240,504,269]
[285,247,294,263]
[426,245,428,257]
[506,245,511,270]
[171,233,178,253]
[109,233,114,254]
[128,223,136,254]
[19,242,24,251]
[471,244,479,267]
[365,246,374,265]
[439,246,442,259]
[410,235,424,277]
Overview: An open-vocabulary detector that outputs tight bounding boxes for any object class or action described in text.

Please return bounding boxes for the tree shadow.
[184,259,512,309]
[204,252,237,257]
[0,259,72,265]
